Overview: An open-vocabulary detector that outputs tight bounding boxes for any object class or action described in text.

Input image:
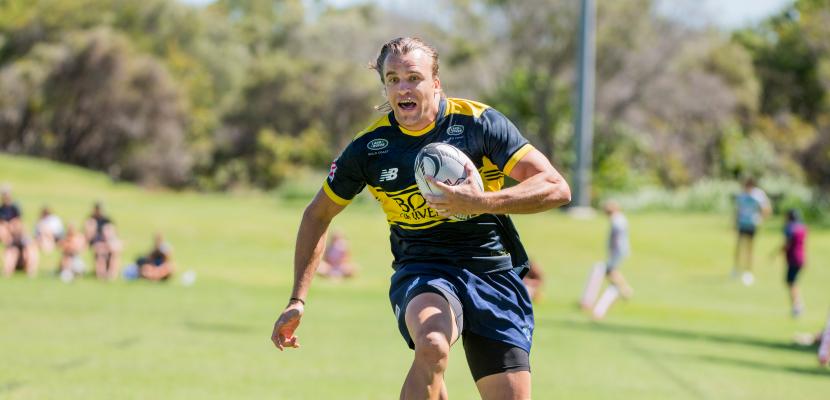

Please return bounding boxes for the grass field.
[1,153,829,399]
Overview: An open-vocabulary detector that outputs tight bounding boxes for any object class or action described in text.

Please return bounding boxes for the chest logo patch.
[367,138,389,151]
[447,125,465,136]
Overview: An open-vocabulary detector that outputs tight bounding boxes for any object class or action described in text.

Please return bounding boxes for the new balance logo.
[380,168,398,182]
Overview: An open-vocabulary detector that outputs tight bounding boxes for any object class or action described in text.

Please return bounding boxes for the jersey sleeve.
[322,142,366,206]
[480,108,534,176]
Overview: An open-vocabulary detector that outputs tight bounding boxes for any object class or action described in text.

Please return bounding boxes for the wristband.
[289,297,306,306]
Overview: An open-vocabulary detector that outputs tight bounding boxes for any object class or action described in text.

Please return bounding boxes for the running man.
[733,177,771,285]
[271,37,571,399]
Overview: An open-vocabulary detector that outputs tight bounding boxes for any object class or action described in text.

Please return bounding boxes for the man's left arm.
[425,148,571,215]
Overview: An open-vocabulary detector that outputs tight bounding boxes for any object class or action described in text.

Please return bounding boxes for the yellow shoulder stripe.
[354,115,391,140]
[503,144,535,177]
[446,98,490,118]
[322,180,352,206]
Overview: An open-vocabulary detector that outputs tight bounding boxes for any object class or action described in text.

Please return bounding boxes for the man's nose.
[396,81,414,93]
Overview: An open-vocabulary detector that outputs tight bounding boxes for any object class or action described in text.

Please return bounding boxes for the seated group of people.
[1,187,174,282]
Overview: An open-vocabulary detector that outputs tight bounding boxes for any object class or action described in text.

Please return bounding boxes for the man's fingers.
[273,334,284,351]
[463,162,477,182]
[274,333,301,351]
[423,197,450,216]
[281,334,299,349]
[424,194,447,206]
[425,176,451,193]
[273,312,300,351]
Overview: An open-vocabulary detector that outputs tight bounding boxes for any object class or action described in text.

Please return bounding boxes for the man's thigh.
[404,292,459,346]
[389,265,464,349]
[475,370,531,400]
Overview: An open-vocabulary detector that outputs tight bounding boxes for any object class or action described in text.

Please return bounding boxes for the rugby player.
[271,37,571,399]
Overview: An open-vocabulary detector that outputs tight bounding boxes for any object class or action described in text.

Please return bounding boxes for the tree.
[0,28,191,186]
[735,0,830,190]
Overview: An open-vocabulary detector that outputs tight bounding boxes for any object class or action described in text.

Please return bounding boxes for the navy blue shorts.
[738,226,756,238]
[786,262,803,285]
[389,263,534,353]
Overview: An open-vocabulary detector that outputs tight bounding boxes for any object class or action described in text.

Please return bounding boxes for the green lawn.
[1,154,829,399]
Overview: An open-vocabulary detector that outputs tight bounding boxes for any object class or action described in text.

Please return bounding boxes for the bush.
[608,177,827,224]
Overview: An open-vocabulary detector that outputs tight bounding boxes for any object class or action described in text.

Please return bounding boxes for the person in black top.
[271,37,571,399]
[2,219,39,278]
[136,233,174,281]
[0,187,22,246]
[84,202,122,280]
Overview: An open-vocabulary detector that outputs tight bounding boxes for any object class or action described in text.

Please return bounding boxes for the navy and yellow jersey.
[323,97,533,273]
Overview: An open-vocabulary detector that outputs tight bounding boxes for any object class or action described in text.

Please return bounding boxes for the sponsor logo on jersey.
[447,125,465,136]
[379,168,398,182]
[328,161,338,182]
[367,138,389,151]
[386,187,440,222]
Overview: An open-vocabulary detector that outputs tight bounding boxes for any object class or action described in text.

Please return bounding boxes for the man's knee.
[405,292,456,367]
[413,330,451,366]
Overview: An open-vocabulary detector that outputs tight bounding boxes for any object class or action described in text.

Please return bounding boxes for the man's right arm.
[271,189,346,351]
[291,189,347,301]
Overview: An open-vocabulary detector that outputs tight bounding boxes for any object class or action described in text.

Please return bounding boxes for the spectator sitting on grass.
[34,206,64,253]
[0,186,22,246]
[58,224,87,282]
[316,230,357,279]
[85,202,122,280]
[2,219,39,278]
[523,260,544,303]
[134,233,175,281]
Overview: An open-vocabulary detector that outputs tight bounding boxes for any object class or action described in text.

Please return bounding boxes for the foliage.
[0,27,191,186]
[0,0,829,199]
[734,0,830,191]
[607,176,830,225]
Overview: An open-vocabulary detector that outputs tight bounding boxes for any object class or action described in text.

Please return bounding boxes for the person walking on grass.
[580,200,633,320]
[779,209,807,317]
[733,177,771,286]
[271,37,571,399]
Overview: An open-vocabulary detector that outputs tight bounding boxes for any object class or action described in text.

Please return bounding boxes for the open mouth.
[398,99,417,111]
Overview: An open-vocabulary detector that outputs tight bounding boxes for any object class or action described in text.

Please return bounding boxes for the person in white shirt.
[34,206,64,253]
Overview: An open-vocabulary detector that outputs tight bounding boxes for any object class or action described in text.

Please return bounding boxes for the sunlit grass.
[1,154,829,399]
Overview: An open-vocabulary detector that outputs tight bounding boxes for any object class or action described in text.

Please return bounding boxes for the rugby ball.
[414,143,484,221]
